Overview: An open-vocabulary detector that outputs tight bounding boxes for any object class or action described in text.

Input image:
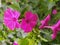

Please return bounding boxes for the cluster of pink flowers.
[4,8,38,33]
[39,9,58,40]
[4,8,58,40]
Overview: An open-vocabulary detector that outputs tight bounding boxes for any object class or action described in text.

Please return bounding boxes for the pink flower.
[21,11,38,33]
[4,8,20,30]
[51,31,57,40]
[39,14,50,29]
[44,20,60,40]
[13,41,18,45]
[52,9,57,15]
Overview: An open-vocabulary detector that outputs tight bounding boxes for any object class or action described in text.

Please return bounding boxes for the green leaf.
[28,39,35,45]
[9,0,21,11]
[39,35,48,42]
[20,38,29,45]
[3,24,7,31]
[0,37,4,41]
[48,2,55,10]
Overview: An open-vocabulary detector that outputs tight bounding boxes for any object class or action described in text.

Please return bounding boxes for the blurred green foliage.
[0,0,60,45]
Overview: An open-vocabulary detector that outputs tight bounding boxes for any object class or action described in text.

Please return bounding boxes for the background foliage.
[0,0,60,45]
